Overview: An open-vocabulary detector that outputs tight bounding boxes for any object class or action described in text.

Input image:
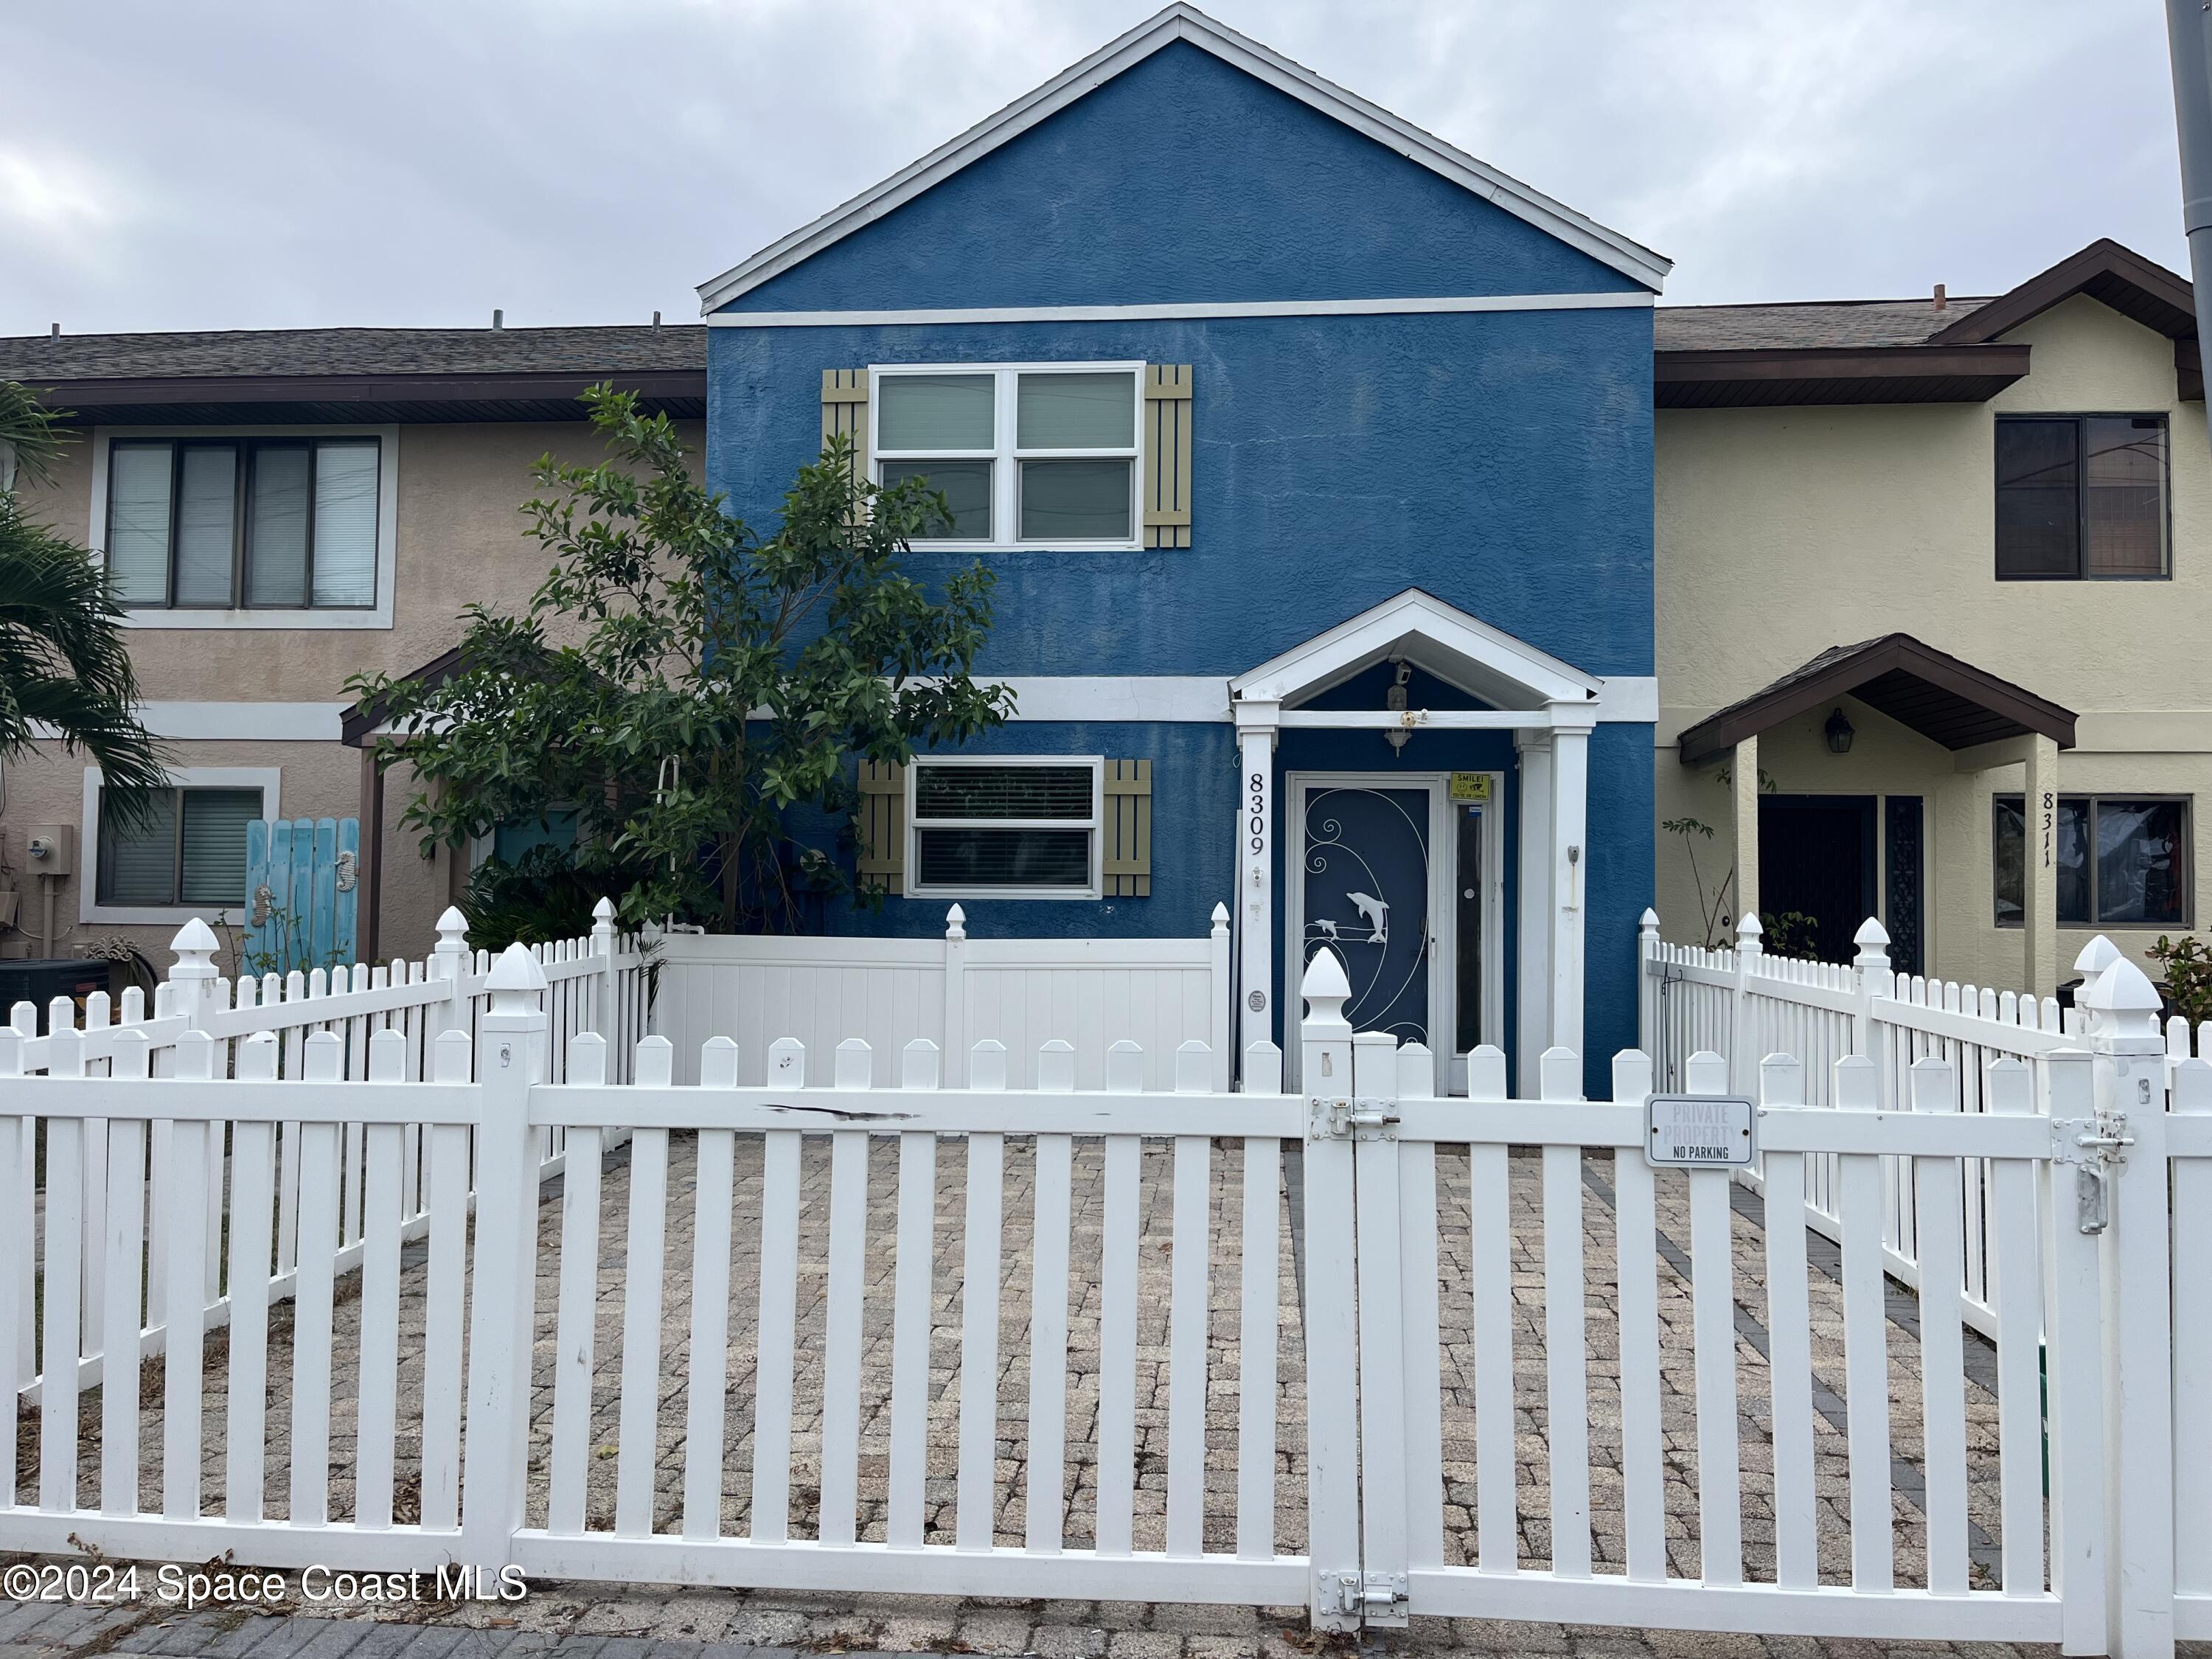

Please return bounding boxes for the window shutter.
[1102,759,1152,897]
[1141,365,1192,549]
[821,369,871,473]
[856,757,905,896]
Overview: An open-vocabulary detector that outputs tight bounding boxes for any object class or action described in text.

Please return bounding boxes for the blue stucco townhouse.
[698,6,1669,1095]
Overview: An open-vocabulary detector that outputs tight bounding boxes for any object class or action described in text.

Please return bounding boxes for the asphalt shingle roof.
[0,324,706,383]
[1655,296,1994,352]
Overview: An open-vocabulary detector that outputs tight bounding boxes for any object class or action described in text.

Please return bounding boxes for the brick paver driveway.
[18,1130,2025,1649]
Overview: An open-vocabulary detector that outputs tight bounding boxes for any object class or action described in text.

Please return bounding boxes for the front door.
[1758,794,1878,965]
[1294,781,1439,1051]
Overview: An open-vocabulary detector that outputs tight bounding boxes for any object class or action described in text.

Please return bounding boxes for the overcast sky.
[0,1,2188,336]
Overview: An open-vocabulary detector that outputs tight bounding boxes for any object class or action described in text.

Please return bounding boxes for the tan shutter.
[856,758,905,896]
[1141,365,1192,549]
[821,369,871,473]
[1102,759,1152,897]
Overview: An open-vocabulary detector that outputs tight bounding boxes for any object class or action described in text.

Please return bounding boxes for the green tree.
[349,384,1013,934]
[0,381,168,824]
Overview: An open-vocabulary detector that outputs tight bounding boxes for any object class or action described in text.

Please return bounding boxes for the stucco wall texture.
[2,420,701,967]
[1656,293,2212,987]
[709,39,1658,1077]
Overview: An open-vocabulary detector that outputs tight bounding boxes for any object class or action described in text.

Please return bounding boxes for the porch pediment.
[1229,588,1601,711]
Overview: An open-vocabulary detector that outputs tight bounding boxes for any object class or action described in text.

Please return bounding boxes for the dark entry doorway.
[1759,795,1877,965]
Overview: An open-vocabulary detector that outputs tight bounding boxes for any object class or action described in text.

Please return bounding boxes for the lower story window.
[97,784,265,908]
[906,757,1102,898]
[1993,793,2190,928]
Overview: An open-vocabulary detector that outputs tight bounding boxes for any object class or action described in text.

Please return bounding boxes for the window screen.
[1996,415,2168,580]
[908,760,1099,896]
[874,366,1137,546]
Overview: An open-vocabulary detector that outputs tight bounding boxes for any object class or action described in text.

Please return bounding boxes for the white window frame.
[869,362,1144,552]
[80,765,283,925]
[904,754,1105,901]
[88,425,400,630]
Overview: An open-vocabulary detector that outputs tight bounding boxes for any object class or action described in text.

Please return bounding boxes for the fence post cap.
[2073,935,2122,976]
[1211,901,1231,928]
[169,917,220,975]
[1637,908,1660,935]
[592,896,616,920]
[2079,953,2158,1015]
[1301,946,1351,1026]
[945,903,967,940]
[486,940,549,1004]
[1853,917,1892,949]
[434,906,469,947]
[1735,912,1763,950]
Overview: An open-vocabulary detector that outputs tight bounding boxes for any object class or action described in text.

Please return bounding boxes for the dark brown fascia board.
[341,644,470,747]
[1677,633,2077,766]
[1927,238,2197,347]
[31,368,707,414]
[2180,336,2204,401]
[1656,343,2030,398]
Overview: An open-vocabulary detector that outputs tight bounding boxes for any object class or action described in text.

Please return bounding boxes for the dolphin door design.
[1298,785,1433,1043]
[1284,771,1499,1091]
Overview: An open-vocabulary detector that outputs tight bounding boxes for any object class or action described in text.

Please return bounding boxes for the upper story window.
[872,364,1141,549]
[1995,414,2168,580]
[105,435,382,609]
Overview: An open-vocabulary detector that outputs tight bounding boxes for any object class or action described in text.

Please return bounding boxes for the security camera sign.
[1645,1094,1756,1167]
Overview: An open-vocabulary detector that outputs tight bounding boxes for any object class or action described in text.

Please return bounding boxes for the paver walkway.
[20,1130,2020,1644]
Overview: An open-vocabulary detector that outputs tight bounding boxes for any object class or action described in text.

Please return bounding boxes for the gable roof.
[1674,633,2076,766]
[695,4,1669,313]
[1927,238,2197,346]
[1655,240,2199,408]
[1231,588,1600,710]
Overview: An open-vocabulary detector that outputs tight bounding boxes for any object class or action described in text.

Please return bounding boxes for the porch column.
[1731,733,1759,923]
[1234,700,1280,1074]
[1514,728,1554,1094]
[1548,716,1593,1060]
[2024,732,2060,998]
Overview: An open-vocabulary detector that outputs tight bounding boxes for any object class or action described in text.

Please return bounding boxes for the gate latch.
[2052,1111,2135,1234]
[1323,1570,1408,1620]
[1310,1097,1399,1142]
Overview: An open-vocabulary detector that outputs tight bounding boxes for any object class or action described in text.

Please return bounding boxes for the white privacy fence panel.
[652,903,1233,1092]
[5,936,2206,1655]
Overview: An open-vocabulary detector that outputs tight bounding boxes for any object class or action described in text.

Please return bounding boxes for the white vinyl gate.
[0,940,2198,1656]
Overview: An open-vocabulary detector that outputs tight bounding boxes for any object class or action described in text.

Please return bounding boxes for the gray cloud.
[0,0,2184,334]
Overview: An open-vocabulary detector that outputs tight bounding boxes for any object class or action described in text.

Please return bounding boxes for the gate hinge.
[1308,1097,1399,1142]
[1321,1569,1409,1621]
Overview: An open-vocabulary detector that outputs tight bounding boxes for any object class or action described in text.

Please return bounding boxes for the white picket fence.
[10,901,649,1399]
[650,902,1234,1091]
[1638,909,2168,1333]
[4,938,2205,1653]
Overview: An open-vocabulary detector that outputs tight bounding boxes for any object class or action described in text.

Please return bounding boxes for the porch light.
[1385,660,1413,756]
[1825,708,1854,754]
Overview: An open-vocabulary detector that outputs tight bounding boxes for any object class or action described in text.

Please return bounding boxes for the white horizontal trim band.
[30,703,347,742]
[998,675,1655,723]
[92,681,1656,742]
[710,291,1655,328]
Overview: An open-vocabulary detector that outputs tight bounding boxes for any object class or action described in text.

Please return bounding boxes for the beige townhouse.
[1656,240,2208,1000]
[0,324,705,979]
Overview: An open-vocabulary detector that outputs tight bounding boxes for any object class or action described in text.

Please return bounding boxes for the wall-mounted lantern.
[1825,707,1855,754]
